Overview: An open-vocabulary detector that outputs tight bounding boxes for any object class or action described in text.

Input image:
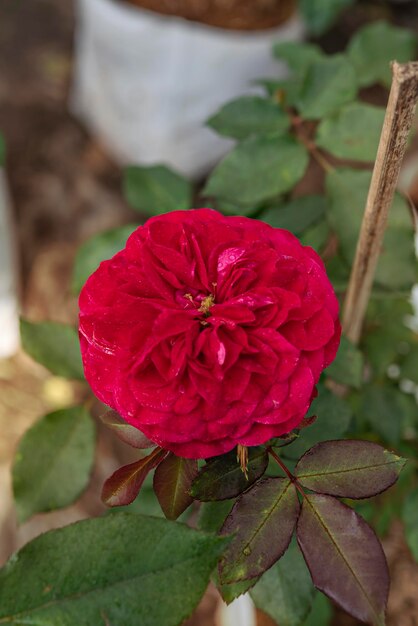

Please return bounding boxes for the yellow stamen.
[198,294,215,315]
[237,444,249,479]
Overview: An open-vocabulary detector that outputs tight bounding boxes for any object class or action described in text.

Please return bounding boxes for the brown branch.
[342,62,418,344]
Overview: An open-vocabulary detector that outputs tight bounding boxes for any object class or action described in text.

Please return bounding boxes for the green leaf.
[100,410,154,448]
[12,406,95,523]
[357,385,406,445]
[326,168,416,290]
[302,592,332,626]
[273,41,324,75]
[207,96,290,140]
[72,224,136,293]
[220,577,259,605]
[348,21,417,88]
[364,328,403,381]
[20,318,84,380]
[215,198,259,217]
[124,165,191,215]
[316,103,385,162]
[297,494,388,625]
[295,440,406,499]
[153,453,198,520]
[102,448,167,507]
[271,42,325,108]
[219,477,299,583]
[402,488,418,562]
[299,0,354,36]
[326,335,364,388]
[297,55,358,120]
[204,136,308,206]
[286,388,352,459]
[400,349,418,385]
[300,220,330,253]
[0,513,228,626]
[197,500,234,534]
[259,195,327,235]
[250,539,314,626]
[191,447,268,501]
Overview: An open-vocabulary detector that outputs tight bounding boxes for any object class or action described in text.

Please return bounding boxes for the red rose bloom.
[79,209,340,458]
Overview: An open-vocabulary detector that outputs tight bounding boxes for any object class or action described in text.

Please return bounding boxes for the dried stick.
[342,62,418,344]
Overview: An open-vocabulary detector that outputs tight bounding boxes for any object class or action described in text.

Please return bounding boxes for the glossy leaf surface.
[204,136,308,206]
[297,494,389,625]
[303,593,332,626]
[102,448,166,507]
[124,165,191,215]
[219,478,299,583]
[0,513,228,626]
[295,440,405,498]
[348,21,417,88]
[20,318,84,380]
[297,55,357,120]
[191,447,268,501]
[250,539,314,626]
[316,103,385,162]
[259,195,327,236]
[207,96,289,140]
[13,406,95,523]
[154,453,198,520]
[299,0,354,36]
[72,224,136,293]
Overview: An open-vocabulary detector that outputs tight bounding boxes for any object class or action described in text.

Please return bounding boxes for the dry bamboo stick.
[342,61,418,344]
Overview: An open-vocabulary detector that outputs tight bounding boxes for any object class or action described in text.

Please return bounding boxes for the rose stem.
[268,447,305,498]
[342,61,418,344]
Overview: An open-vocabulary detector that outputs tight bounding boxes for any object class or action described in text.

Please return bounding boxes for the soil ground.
[1,1,418,625]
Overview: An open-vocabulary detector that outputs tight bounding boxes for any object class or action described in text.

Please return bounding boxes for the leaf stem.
[268,448,305,498]
[288,109,335,173]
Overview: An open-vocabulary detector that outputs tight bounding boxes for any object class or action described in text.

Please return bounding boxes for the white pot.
[216,594,257,626]
[0,169,19,357]
[71,0,303,178]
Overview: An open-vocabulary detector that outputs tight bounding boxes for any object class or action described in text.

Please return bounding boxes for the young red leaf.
[219,477,299,584]
[295,440,406,499]
[102,448,166,506]
[100,410,155,449]
[153,453,198,520]
[297,493,388,626]
[191,447,268,501]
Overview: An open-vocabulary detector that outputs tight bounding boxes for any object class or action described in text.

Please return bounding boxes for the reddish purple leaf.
[153,453,198,520]
[295,440,406,499]
[102,448,166,506]
[297,493,388,626]
[219,478,299,584]
[100,410,155,449]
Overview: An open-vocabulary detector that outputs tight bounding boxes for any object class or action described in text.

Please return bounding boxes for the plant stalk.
[342,61,418,344]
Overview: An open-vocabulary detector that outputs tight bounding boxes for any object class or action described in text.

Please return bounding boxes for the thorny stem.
[268,447,305,498]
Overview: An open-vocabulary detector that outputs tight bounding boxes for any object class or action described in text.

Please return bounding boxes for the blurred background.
[1,1,418,624]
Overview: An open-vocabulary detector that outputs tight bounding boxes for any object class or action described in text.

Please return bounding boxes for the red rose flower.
[79,209,340,458]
